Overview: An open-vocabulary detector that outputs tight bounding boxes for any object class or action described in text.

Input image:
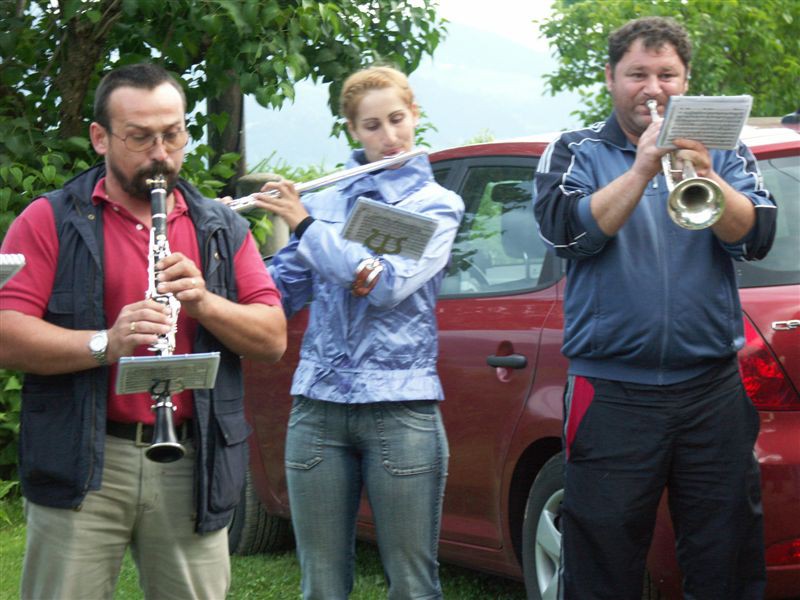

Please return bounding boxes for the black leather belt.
[106,420,193,446]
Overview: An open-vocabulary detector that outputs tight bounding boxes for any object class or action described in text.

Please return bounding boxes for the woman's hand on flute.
[250,179,310,231]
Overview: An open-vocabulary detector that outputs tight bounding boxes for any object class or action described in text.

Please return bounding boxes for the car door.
[431,155,562,550]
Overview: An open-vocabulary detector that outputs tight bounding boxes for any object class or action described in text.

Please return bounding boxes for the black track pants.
[559,358,766,600]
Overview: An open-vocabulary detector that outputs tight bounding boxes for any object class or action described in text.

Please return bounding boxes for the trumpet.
[143,174,185,463]
[227,148,427,213]
[647,100,725,230]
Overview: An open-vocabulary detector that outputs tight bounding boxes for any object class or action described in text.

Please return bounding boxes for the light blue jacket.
[269,150,465,403]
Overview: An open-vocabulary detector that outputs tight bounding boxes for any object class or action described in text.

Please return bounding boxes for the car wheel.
[522,452,564,600]
[228,467,294,555]
[521,452,664,600]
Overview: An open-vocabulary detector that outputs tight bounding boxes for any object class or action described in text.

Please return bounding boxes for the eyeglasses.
[109,129,189,152]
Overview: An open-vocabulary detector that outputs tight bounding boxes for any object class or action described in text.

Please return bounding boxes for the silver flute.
[227,148,427,213]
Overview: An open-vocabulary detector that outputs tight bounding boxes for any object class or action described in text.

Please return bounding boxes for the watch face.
[90,331,107,352]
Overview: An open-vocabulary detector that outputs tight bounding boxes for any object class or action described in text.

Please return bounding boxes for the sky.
[434,0,554,51]
[243,0,583,169]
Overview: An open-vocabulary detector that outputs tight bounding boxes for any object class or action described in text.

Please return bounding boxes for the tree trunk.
[54,0,122,139]
[208,76,246,197]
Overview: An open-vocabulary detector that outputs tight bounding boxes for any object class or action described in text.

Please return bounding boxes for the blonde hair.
[339,66,415,122]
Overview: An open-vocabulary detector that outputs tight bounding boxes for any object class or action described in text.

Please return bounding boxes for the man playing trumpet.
[534,16,776,600]
[0,63,286,599]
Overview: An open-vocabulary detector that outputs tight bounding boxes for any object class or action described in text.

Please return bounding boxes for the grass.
[0,497,526,599]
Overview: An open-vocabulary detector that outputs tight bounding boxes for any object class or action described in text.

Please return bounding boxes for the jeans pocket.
[376,402,444,476]
[285,397,325,470]
[399,399,437,416]
[287,395,317,427]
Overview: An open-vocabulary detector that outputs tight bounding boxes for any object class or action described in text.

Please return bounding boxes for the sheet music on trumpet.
[342,197,438,260]
[115,352,221,395]
[656,95,753,150]
[0,253,25,289]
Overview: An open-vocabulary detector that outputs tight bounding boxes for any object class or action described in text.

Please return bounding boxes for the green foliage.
[241,154,336,248]
[413,109,439,150]
[0,370,22,501]
[465,129,496,145]
[538,0,800,124]
[0,123,95,237]
[0,0,446,236]
[1,0,445,147]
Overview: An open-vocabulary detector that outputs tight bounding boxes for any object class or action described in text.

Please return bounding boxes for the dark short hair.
[608,16,692,73]
[93,63,186,129]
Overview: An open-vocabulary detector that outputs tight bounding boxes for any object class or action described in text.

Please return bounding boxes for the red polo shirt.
[0,178,281,425]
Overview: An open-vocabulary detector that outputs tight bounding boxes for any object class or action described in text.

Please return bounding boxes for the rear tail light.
[765,538,800,566]
[738,318,800,410]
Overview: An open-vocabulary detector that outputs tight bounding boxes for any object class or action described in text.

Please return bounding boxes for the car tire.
[522,452,564,600]
[521,452,664,600]
[228,467,294,556]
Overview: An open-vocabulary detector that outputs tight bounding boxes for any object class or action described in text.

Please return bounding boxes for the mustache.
[138,162,178,193]
[140,161,175,179]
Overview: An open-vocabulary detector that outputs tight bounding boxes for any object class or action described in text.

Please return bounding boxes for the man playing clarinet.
[0,62,286,599]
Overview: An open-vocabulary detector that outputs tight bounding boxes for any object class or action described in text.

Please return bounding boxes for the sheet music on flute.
[116,352,220,395]
[342,197,438,260]
[656,95,752,150]
[0,254,25,289]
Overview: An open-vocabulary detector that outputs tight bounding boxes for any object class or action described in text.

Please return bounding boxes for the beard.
[109,159,179,201]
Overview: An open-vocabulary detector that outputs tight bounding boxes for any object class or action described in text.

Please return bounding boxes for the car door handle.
[486,354,527,369]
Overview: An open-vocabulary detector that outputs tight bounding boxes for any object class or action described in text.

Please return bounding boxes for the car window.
[432,166,451,186]
[736,155,800,287]
[439,162,556,297]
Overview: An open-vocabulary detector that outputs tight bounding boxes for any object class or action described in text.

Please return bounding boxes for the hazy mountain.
[243,21,583,169]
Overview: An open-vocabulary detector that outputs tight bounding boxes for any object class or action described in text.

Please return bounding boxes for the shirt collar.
[604,111,638,151]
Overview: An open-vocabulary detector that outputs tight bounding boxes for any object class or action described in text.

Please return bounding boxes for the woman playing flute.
[249,65,464,599]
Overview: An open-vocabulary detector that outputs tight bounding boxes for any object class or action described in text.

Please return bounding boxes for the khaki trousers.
[21,434,230,600]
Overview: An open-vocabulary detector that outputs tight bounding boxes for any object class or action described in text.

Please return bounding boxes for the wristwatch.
[88,329,109,366]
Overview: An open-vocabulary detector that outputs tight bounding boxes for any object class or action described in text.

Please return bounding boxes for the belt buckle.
[134,422,149,448]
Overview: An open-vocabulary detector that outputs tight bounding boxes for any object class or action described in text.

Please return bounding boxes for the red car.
[230,122,800,599]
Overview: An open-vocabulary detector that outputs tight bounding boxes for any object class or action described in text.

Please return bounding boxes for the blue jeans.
[285,396,449,600]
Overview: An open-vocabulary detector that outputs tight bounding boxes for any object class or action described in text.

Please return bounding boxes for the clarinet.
[144,175,185,463]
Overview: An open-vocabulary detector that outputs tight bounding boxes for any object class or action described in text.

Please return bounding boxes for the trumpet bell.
[646,99,726,230]
[667,176,726,230]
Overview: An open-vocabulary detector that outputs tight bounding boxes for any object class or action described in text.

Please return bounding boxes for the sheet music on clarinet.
[0,254,25,289]
[342,197,438,260]
[115,352,221,395]
[656,95,753,150]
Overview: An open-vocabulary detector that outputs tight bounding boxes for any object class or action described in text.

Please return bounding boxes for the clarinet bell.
[146,402,186,463]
